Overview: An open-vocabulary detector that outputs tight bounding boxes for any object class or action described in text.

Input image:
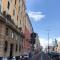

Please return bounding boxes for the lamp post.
[48,32,49,53]
[46,29,50,53]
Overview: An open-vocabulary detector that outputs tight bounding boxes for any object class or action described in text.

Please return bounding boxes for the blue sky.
[26,0,60,47]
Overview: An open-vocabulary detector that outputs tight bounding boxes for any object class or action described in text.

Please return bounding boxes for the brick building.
[22,14,33,54]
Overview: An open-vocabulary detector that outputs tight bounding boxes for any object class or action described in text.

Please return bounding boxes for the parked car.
[48,51,59,60]
[3,58,7,60]
[20,53,29,60]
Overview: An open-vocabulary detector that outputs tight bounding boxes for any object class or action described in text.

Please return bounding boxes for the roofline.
[26,13,34,32]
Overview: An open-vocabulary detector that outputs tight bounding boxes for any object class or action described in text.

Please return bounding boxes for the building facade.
[0,0,33,59]
[56,42,60,53]
[22,14,33,54]
[34,34,40,53]
[0,0,26,28]
[0,14,23,59]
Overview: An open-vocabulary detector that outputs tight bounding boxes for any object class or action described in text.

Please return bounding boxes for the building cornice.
[0,14,20,34]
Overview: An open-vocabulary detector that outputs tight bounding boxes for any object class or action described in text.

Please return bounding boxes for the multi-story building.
[0,0,26,59]
[0,0,34,59]
[56,42,60,53]
[21,13,33,54]
[0,0,26,28]
[0,14,23,59]
[34,34,40,53]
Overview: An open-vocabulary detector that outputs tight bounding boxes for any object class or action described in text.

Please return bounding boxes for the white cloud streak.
[28,11,45,21]
[39,37,54,48]
[39,37,60,49]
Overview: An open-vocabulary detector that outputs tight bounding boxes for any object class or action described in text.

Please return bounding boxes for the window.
[19,45,21,52]
[7,1,10,9]
[13,9,15,15]
[17,15,18,21]
[0,0,1,13]
[16,44,18,51]
[19,0,20,2]
[0,5,1,13]
[6,27,9,35]
[15,0,16,5]
[0,0,2,4]
[10,0,12,2]
[16,34,18,40]
[20,20,21,24]
[11,32,13,38]
[19,6,20,11]
[4,41,8,52]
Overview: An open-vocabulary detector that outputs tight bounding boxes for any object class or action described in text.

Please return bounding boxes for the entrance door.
[10,44,13,58]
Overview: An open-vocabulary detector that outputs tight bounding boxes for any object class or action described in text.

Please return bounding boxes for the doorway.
[10,44,13,58]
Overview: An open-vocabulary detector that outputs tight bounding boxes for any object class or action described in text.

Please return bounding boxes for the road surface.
[29,52,52,60]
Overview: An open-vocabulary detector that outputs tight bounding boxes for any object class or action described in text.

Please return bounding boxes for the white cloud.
[56,37,60,42]
[39,37,60,49]
[39,37,53,49]
[39,38,48,48]
[28,11,45,21]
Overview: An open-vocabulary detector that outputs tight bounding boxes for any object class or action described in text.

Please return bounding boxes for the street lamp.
[46,29,50,53]
[48,32,49,52]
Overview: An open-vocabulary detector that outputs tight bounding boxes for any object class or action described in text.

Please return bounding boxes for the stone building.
[0,0,26,59]
[0,0,26,28]
[0,14,24,59]
[0,0,33,59]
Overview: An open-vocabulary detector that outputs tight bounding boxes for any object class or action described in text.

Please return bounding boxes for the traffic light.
[30,32,37,44]
[31,32,36,38]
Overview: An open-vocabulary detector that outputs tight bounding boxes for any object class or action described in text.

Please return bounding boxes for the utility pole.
[46,29,50,53]
[48,31,49,53]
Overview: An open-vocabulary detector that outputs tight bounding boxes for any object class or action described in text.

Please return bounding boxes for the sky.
[26,0,60,48]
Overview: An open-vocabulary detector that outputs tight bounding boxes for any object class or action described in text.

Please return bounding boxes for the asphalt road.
[29,52,52,60]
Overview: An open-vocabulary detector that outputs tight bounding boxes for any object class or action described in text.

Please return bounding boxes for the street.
[29,52,52,60]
